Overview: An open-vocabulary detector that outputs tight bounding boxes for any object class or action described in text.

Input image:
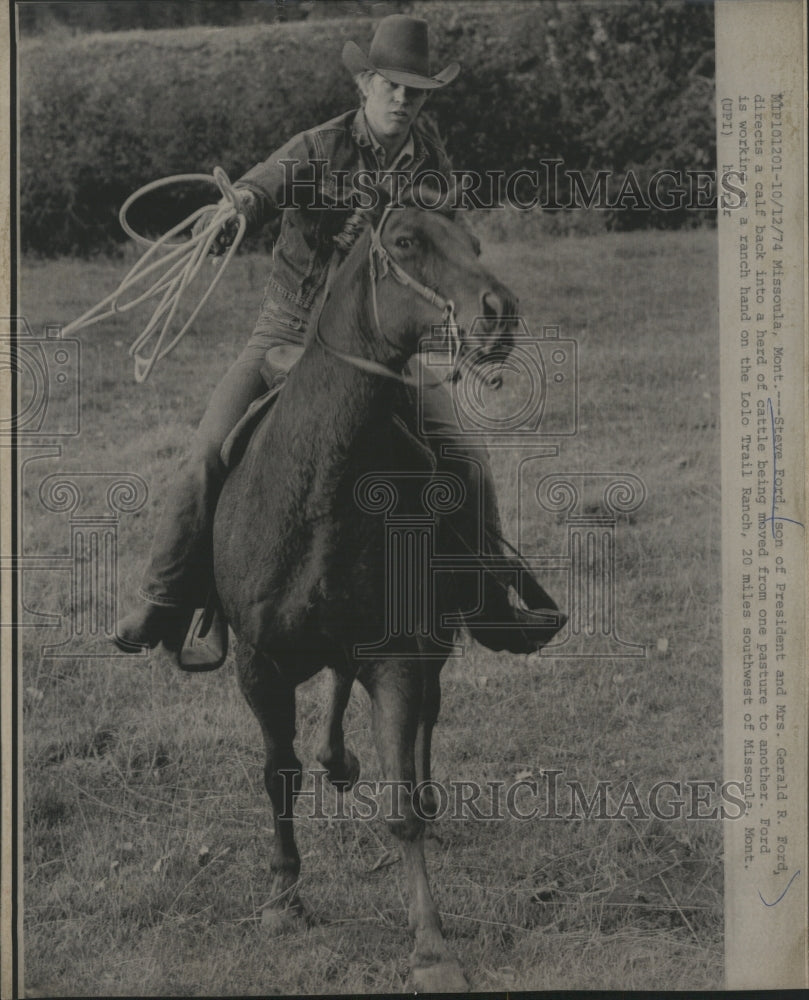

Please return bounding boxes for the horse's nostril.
[481,292,503,331]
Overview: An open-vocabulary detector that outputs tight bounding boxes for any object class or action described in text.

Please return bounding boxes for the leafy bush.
[415,0,715,227]
[17,0,404,36]
[19,1,715,254]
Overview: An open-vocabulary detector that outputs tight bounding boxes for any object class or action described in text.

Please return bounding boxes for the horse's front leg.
[361,660,467,992]
[316,666,360,791]
[414,666,442,818]
[236,645,308,932]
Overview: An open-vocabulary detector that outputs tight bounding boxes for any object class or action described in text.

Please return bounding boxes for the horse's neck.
[316,234,411,368]
[263,244,409,505]
[291,238,412,439]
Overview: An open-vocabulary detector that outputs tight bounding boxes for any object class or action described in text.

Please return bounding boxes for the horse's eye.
[395,236,414,250]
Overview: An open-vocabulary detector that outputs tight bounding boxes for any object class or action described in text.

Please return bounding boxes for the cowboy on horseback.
[115,14,564,668]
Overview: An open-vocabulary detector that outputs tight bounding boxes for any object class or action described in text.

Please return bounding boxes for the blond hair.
[354,70,376,106]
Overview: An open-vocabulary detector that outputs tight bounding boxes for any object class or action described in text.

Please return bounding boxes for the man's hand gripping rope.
[62,167,250,382]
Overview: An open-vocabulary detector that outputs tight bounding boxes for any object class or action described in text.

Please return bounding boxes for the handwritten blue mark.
[765,397,804,538]
[758,869,800,907]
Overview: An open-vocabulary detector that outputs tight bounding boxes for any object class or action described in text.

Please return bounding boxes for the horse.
[213,194,538,991]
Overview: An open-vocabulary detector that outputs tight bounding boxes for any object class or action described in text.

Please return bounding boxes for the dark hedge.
[17,0,406,35]
[19,1,715,255]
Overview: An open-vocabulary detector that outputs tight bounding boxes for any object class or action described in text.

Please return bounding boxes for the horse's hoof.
[409,958,469,993]
[324,748,360,791]
[260,902,309,935]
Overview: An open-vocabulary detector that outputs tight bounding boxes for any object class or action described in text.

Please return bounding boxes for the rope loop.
[62,169,247,382]
[213,165,243,214]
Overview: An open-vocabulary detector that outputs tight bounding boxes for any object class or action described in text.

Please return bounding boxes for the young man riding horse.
[115,15,564,668]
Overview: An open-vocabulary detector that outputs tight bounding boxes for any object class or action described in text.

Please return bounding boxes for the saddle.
[220,380,283,470]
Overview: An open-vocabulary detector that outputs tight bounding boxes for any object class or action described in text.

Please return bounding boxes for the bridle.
[315,203,463,386]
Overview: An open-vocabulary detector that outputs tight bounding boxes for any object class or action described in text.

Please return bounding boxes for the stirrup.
[178,599,229,672]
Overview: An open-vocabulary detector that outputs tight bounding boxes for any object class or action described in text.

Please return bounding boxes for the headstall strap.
[321,202,472,387]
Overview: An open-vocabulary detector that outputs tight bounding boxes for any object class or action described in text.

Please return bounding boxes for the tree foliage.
[19,0,715,254]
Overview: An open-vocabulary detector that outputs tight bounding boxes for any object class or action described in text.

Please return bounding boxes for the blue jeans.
[139,299,501,608]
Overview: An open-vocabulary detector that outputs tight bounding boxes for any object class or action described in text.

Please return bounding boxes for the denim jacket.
[235,109,452,313]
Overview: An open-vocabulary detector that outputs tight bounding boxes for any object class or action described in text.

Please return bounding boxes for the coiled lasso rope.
[62,167,247,382]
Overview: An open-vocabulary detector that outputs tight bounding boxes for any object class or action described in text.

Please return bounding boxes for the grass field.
[19,225,722,994]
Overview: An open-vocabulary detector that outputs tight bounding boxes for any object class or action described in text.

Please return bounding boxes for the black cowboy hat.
[342,14,460,90]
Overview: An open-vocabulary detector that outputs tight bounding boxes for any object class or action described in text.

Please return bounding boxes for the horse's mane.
[308,219,374,350]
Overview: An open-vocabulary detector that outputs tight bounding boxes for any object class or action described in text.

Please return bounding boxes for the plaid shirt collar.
[351,108,417,171]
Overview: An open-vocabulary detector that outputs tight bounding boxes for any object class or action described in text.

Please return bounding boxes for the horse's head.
[366,187,518,372]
